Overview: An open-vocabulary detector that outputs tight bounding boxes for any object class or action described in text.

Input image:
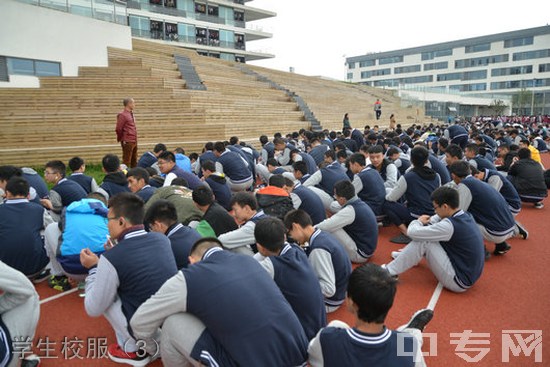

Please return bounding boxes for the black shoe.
[405,308,434,332]
[31,269,51,284]
[516,222,528,240]
[390,234,412,244]
[494,242,511,256]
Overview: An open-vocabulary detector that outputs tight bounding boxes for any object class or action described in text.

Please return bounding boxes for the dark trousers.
[375,110,381,120]
[121,141,138,168]
[383,201,414,226]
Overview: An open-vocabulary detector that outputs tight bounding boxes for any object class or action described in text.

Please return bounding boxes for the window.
[465,43,490,53]
[359,60,375,67]
[361,68,391,78]
[195,2,206,13]
[6,57,61,77]
[421,49,452,61]
[378,55,403,65]
[347,72,353,80]
[372,75,432,87]
[437,70,486,82]
[234,11,244,22]
[348,62,355,69]
[455,54,509,69]
[177,23,195,43]
[490,79,550,90]
[449,83,487,92]
[504,36,533,48]
[513,49,550,61]
[424,61,448,71]
[437,72,461,82]
[394,65,421,74]
[539,64,550,73]
[491,65,533,77]
[207,5,218,16]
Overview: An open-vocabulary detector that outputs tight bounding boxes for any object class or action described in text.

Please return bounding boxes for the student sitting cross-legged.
[80,192,178,366]
[253,217,326,341]
[383,186,485,292]
[308,263,433,367]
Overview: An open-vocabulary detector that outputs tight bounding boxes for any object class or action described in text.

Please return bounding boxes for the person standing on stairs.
[116,97,138,168]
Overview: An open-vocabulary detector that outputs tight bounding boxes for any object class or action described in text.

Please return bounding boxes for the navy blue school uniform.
[137,151,157,168]
[428,154,451,184]
[471,154,496,171]
[168,166,203,190]
[318,162,349,195]
[482,169,521,214]
[272,167,287,175]
[355,167,386,215]
[101,228,178,323]
[293,183,326,225]
[0,199,49,275]
[403,169,441,216]
[205,174,232,211]
[217,150,252,182]
[447,124,469,148]
[136,185,156,203]
[310,144,330,166]
[307,229,351,309]
[52,178,88,208]
[351,129,365,149]
[298,152,318,174]
[342,198,378,259]
[440,210,485,289]
[268,243,326,341]
[100,172,130,198]
[315,327,417,367]
[166,223,202,269]
[461,176,516,237]
[186,248,308,367]
[22,170,49,199]
[68,173,94,194]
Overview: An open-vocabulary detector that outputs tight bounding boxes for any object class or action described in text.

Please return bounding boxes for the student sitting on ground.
[80,192,178,366]
[507,147,548,209]
[284,209,351,313]
[0,261,41,367]
[254,217,326,340]
[283,177,326,225]
[200,160,232,211]
[144,178,203,226]
[145,199,201,269]
[383,186,485,292]
[218,192,267,256]
[97,154,130,200]
[44,192,109,291]
[0,177,52,280]
[158,151,202,190]
[449,161,518,258]
[137,143,166,174]
[256,174,294,221]
[347,152,386,216]
[126,167,157,203]
[308,263,433,367]
[315,180,378,263]
[131,238,308,367]
[292,160,312,184]
[174,147,193,173]
[368,144,399,194]
[41,160,88,221]
[67,156,99,194]
[192,185,238,237]
[213,141,254,192]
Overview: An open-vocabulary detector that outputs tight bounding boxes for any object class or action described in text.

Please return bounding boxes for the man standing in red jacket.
[116,97,138,168]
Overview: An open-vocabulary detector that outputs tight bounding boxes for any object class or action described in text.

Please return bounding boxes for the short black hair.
[448,161,471,178]
[266,158,279,167]
[189,153,199,161]
[68,157,85,172]
[6,176,29,197]
[431,186,459,209]
[230,191,257,210]
[273,137,285,146]
[334,180,355,200]
[158,151,176,162]
[144,199,178,227]
[465,143,479,155]
[292,161,308,175]
[108,192,144,225]
[268,174,286,188]
[349,153,366,166]
[254,217,285,252]
[410,146,429,168]
[154,143,167,153]
[259,135,268,145]
[517,147,531,160]
[45,160,66,177]
[201,160,216,172]
[102,154,120,173]
[192,185,214,206]
[336,150,348,160]
[324,150,336,161]
[348,263,397,324]
[190,237,223,259]
[213,141,225,153]
[127,167,150,184]
[174,147,185,155]
[229,136,239,145]
[171,177,189,187]
[445,144,463,159]
[0,166,22,182]
[283,209,312,230]
[368,145,384,154]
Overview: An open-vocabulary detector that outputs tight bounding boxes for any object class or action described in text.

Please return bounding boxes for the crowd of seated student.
[2,117,550,366]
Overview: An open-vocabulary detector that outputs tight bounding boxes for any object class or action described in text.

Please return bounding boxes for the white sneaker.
[391,250,402,259]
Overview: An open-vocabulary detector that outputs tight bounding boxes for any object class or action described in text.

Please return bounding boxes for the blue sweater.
[166,223,202,269]
[343,199,378,258]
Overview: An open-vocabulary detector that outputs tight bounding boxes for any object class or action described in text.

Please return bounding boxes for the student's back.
[100,172,130,198]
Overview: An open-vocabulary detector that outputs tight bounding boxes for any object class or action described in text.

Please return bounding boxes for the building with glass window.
[346,26,550,115]
[0,0,274,87]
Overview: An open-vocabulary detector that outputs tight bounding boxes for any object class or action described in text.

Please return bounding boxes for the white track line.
[426,282,444,311]
[39,288,79,305]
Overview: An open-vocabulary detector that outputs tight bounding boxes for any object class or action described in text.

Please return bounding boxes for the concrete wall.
[0,0,132,88]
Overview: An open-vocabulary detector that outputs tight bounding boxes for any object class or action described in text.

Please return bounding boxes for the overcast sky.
[247,0,550,80]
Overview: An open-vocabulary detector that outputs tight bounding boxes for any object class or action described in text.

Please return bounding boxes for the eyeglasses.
[44,171,56,176]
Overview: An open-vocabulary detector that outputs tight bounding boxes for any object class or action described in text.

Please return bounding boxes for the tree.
[489,99,507,116]
[512,88,532,115]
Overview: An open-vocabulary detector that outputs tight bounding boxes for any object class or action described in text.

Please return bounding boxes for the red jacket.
[116,109,137,142]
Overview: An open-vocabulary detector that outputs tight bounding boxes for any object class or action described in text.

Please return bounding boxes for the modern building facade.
[0,0,274,87]
[346,26,550,116]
